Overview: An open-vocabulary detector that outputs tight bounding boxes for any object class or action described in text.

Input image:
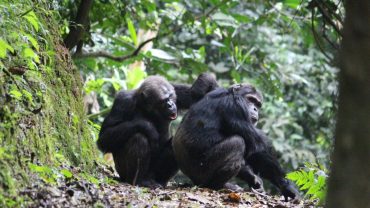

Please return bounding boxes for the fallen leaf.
[228,192,241,203]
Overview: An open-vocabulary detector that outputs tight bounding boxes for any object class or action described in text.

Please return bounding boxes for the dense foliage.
[287,163,328,203]
[58,0,340,169]
[0,0,343,205]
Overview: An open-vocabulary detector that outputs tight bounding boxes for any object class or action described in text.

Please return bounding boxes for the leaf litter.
[20,164,318,207]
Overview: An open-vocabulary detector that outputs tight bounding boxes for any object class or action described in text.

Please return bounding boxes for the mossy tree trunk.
[0,1,98,205]
[326,1,370,207]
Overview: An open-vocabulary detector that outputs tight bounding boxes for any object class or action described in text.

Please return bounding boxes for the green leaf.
[231,14,252,23]
[317,175,326,187]
[284,0,301,9]
[23,11,40,32]
[301,180,313,190]
[80,173,100,185]
[84,79,105,94]
[182,11,195,25]
[306,184,319,195]
[23,47,40,63]
[60,169,73,179]
[126,68,147,89]
[198,46,206,60]
[287,163,328,202]
[308,170,314,181]
[29,163,53,175]
[148,49,176,61]
[0,39,14,58]
[231,70,241,83]
[22,90,33,103]
[211,12,238,28]
[126,18,138,46]
[9,90,22,100]
[286,172,299,181]
[25,34,40,51]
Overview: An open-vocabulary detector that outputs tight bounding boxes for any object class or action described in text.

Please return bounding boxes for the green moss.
[0,0,99,206]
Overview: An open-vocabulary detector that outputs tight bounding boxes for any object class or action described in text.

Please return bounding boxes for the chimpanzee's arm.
[173,73,219,109]
[246,132,300,201]
[97,90,159,153]
[237,165,264,191]
[98,118,159,153]
[172,83,193,109]
[219,98,264,153]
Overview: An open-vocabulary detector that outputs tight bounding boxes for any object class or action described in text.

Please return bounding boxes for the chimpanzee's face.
[231,84,263,126]
[157,86,177,120]
[245,93,262,126]
[144,84,177,121]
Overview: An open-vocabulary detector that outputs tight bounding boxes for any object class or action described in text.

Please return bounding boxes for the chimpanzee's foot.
[250,176,264,193]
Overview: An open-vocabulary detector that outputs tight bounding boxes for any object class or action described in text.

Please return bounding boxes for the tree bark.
[326,1,370,208]
[0,1,98,203]
[64,0,93,50]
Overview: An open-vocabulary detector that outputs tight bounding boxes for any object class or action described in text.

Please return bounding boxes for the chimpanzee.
[172,83,300,201]
[97,74,218,188]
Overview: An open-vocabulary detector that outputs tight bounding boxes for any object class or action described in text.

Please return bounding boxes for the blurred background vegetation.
[58,0,341,169]
[1,0,344,205]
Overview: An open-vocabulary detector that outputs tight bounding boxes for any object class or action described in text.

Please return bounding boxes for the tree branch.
[314,0,343,37]
[310,8,333,62]
[74,0,231,62]
[64,0,93,50]
[87,107,111,119]
[73,37,156,61]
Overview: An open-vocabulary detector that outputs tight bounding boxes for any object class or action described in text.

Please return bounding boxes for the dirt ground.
[21,166,318,208]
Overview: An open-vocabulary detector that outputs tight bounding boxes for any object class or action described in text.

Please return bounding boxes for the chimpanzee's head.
[230,83,263,126]
[137,76,177,121]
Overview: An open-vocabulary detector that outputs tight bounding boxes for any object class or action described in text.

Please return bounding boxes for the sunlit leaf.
[9,90,22,100]
[126,68,146,90]
[211,12,237,28]
[23,11,40,32]
[126,17,138,46]
[25,34,40,51]
[0,39,14,58]
[60,169,73,179]
[23,47,40,63]
[284,0,301,9]
[149,49,176,61]
[143,0,156,12]
[84,79,105,94]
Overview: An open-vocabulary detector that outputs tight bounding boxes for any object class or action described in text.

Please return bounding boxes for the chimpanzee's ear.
[141,91,146,98]
[136,91,147,105]
[140,91,147,101]
[230,84,242,94]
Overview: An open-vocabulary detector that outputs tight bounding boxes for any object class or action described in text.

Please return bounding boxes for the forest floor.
[20,165,318,208]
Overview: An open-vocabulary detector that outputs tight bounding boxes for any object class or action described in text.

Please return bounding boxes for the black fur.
[172,84,299,201]
[98,74,218,188]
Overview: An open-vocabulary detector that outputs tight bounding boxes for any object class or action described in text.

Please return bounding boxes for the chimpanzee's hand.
[191,73,218,101]
[250,175,265,193]
[280,179,300,202]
